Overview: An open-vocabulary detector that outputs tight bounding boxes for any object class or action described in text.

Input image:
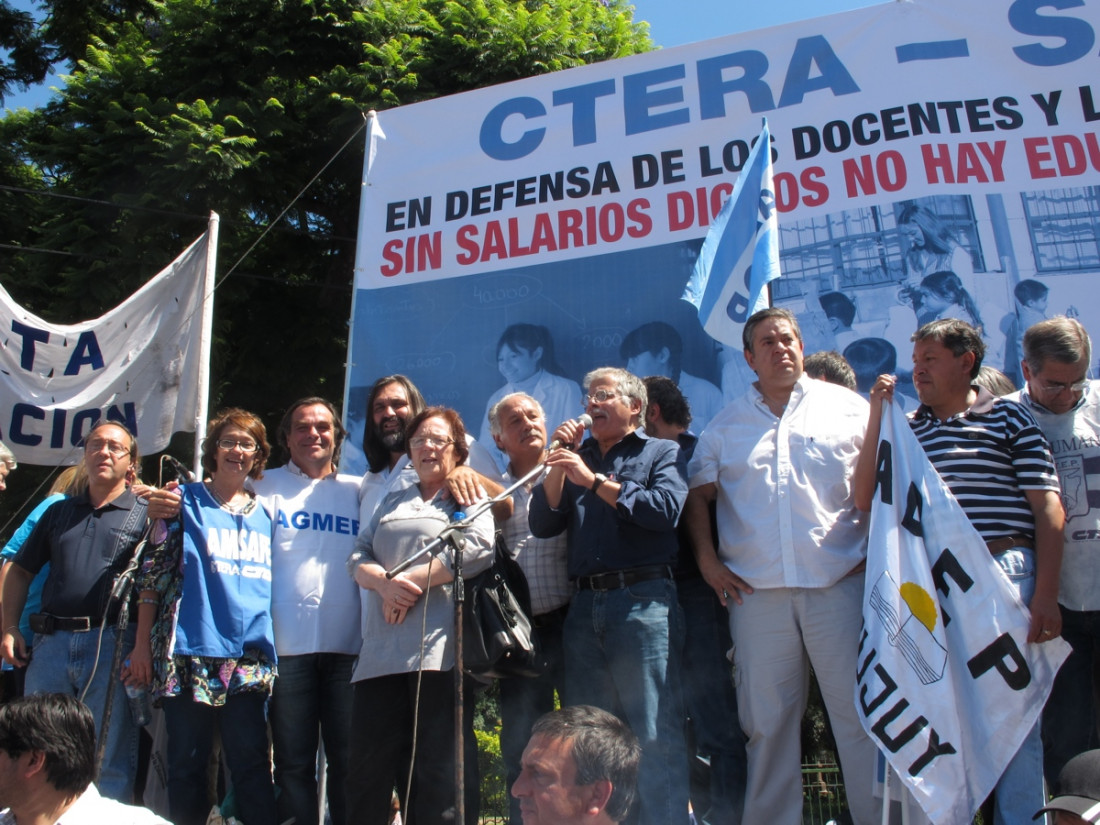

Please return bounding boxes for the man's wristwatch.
[591,473,608,494]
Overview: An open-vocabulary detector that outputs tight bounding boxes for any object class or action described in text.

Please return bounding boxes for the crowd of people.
[0,307,1097,825]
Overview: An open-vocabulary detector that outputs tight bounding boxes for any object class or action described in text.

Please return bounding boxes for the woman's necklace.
[205,480,248,514]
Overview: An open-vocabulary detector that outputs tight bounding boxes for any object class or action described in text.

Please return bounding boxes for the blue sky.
[628,0,883,47]
[3,0,886,112]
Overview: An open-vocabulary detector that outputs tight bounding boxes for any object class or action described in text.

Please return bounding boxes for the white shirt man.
[685,308,877,825]
[252,398,361,825]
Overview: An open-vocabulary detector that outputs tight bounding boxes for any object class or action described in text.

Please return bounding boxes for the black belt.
[575,564,673,592]
[29,613,102,635]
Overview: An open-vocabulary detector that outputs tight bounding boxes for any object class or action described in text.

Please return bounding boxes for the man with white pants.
[684,308,877,825]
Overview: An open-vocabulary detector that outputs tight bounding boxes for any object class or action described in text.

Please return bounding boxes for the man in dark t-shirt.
[1,421,147,803]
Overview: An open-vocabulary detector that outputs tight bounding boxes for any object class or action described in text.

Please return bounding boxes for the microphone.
[163,455,196,483]
[547,413,593,452]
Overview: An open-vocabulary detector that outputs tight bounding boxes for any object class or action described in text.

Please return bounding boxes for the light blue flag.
[681,119,780,349]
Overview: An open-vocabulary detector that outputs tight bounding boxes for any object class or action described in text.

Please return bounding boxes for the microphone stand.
[383,458,547,824]
[385,456,548,578]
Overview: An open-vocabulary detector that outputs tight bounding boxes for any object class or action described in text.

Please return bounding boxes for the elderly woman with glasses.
[346,406,495,825]
[126,408,277,825]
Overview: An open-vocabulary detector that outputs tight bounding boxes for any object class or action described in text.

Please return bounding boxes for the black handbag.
[462,531,546,678]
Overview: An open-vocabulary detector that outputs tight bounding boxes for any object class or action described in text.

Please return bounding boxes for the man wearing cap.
[1034,749,1100,824]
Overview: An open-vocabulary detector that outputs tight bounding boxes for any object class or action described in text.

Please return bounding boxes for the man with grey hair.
[530,367,689,825]
[512,704,641,825]
[488,391,571,825]
[1007,315,1100,784]
[686,307,877,824]
[0,441,15,492]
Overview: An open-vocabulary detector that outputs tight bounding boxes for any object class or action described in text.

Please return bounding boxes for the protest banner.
[0,217,218,467]
[342,0,1100,472]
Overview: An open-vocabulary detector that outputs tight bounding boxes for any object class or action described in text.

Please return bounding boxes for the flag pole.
[193,211,219,476]
[880,759,892,825]
[340,110,381,470]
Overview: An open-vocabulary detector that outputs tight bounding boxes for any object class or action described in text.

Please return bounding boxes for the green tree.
[0,1,51,101]
[0,0,651,527]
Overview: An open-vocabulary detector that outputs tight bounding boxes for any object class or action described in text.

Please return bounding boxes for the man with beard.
[488,392,571,824]
[358,374,506,526]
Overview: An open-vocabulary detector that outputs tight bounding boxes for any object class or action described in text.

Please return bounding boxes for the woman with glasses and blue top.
[126,408,278,825]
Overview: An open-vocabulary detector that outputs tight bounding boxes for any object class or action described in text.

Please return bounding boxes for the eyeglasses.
[409,435,455,450]
[585,389,619,405]
[217,438,259,452]
[85,439,130,458]
[1038,379,1087,395]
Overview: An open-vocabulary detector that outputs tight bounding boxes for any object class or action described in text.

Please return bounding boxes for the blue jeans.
[270,652,356,825]
[26,625,137,802]
[500,606,567,825]
[1042,605,1100,785]
[992,548,1045,825]
[162,687,277,825]
[677,577,747,825]
[564,578,690,825]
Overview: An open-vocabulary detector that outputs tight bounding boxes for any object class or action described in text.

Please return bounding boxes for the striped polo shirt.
[909,386,1060,541]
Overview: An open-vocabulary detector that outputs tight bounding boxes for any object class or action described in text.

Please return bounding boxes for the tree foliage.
[0,0,650,526]
[0,2,50,100]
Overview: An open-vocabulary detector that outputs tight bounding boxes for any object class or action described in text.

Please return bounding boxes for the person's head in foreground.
[512,705,641,825]
[1034,749,1100,824]
[0,693,95,810]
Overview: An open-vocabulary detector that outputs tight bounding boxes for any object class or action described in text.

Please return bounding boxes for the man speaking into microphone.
[529,367,690,825]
